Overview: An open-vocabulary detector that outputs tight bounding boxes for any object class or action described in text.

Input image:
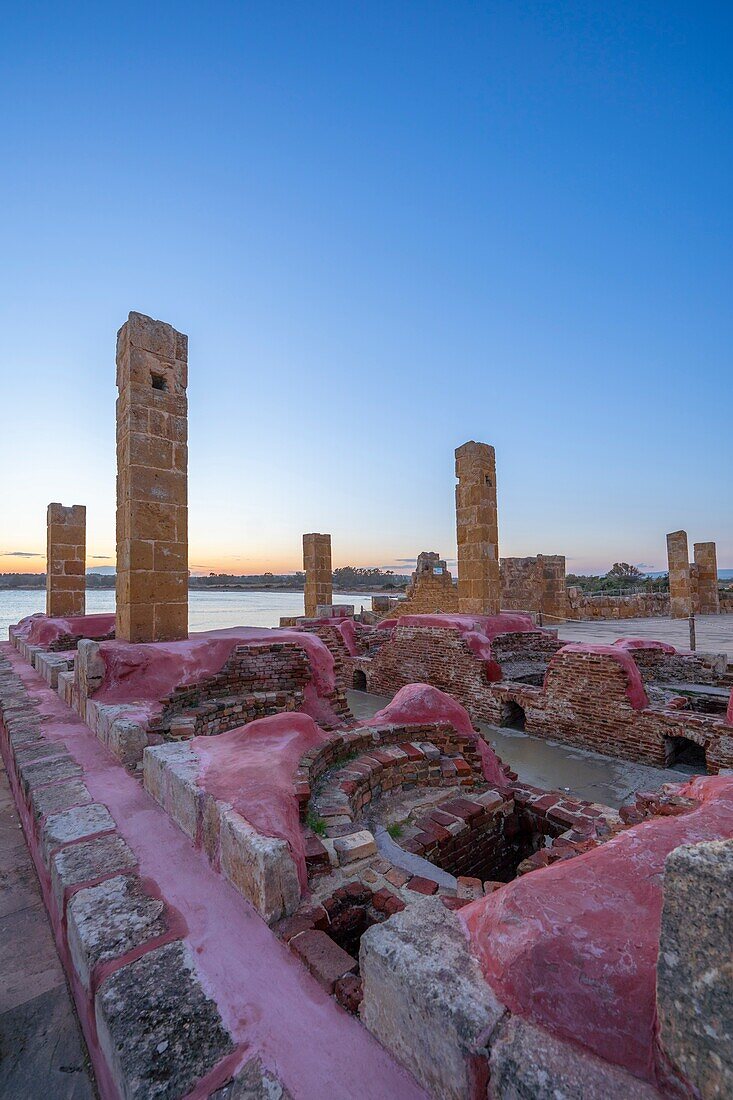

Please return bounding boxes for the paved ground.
[0,759,96,1099]
[347,690,690,810]
[556,614,733,661]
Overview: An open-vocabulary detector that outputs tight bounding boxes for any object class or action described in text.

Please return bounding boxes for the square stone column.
[666,531,691,619]
[46,504,86,617]
[116,312,188,643]
[455,441,500,615]
[303,533,332,618]
[693,543,719,615]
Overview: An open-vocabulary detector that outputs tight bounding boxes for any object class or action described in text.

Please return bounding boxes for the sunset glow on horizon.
[1,5,730,577]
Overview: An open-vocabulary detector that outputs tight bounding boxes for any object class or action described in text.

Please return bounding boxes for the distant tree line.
[567,564,669,595]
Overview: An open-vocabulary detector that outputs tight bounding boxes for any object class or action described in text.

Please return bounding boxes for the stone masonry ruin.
[1,313,731,1100]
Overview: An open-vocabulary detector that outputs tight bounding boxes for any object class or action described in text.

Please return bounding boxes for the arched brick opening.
[665,735,707,773]
[501,701,526,731]
[352,669,367,691]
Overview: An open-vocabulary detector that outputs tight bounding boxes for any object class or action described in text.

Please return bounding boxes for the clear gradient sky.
[1,2,731,577]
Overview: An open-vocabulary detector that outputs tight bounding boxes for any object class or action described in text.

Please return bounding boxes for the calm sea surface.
[0,589,374,641]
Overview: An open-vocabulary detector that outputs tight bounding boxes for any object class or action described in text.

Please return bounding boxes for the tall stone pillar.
[693,543,719,615]
[303,533,332,618]
[46,504,86,617]
[666,531,691,619]
[455,441,500,615]
[116,312,188,643]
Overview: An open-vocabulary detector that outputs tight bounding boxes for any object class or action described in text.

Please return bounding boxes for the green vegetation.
[386,821,404,839]
[567,564,669,596]
[306,811,328,837]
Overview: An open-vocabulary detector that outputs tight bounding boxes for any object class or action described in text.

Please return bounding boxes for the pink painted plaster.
[460,773,733,1087]
[93,627,340,725]
[14,612,116,646]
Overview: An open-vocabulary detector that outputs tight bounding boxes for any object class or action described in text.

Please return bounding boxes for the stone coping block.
[68,874,168,991]
[332,830,377,864]
[51,834,138,914]
[30,777,92,822]
[220,809,300,925]
[18,753,83,798]
[657,838,733,1099]
[488,1016,663,1099]
[95,939,234,1100]
[41,802,116,866]
[211,1056,293,1099]
[145,742,301,924]
[360,895,505,1100]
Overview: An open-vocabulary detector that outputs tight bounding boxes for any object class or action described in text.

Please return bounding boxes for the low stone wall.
[567,590,670,619]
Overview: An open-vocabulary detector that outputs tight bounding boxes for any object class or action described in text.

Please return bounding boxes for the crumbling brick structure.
[116,311,189,642]
[46,503,86,618]
[392,552,459,616]
[500,555,566,622]
[303,533,332,618]
[455,441,500,615]
[667,530,692,619]
[694,542,720,615]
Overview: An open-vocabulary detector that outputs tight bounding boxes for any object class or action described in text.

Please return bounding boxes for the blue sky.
[1,2,731,575]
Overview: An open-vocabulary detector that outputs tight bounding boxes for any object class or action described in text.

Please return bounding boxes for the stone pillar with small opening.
[303,533,332,618]
[694,542,719,615]
[115,311,188,642]
[455,441,500,615]
[46,503,86,617]
[666,530,691,620]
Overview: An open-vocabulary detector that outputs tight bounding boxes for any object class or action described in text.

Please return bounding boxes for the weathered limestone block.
[41,803,116,866]
[46,502,86,618]
[211,1056,293,1099]
[143,742,202,841]
[219,809,300,924]
[51,834,138,913]
[19,753,83,799]
[456,441,500,615]
[657,839,733,1098]
[488,1016,662,1099]
[75,639,105,717]
[359,895,505,1100]
[116,311,189,643]
[30,777,91,822]
[333,829,377,864]
[95,940,233,1100]
[68,874,168,990]
[303,532,332,619]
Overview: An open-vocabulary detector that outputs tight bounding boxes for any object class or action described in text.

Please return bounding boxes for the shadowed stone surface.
[488,1016,662,1099]
[360,895,505,1100]
[211,1056,293,1099]
[657,839,733,1099]
[95,940,233,1100]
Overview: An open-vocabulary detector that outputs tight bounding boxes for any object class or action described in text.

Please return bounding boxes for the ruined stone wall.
[694,542,720,615]
[455,441,500,615]
[116,312,188,642]
[303,533,332,619]
[500,555,566,622]
[667,530,691,619]
[566,590,670,620]
[46,504,86,618]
